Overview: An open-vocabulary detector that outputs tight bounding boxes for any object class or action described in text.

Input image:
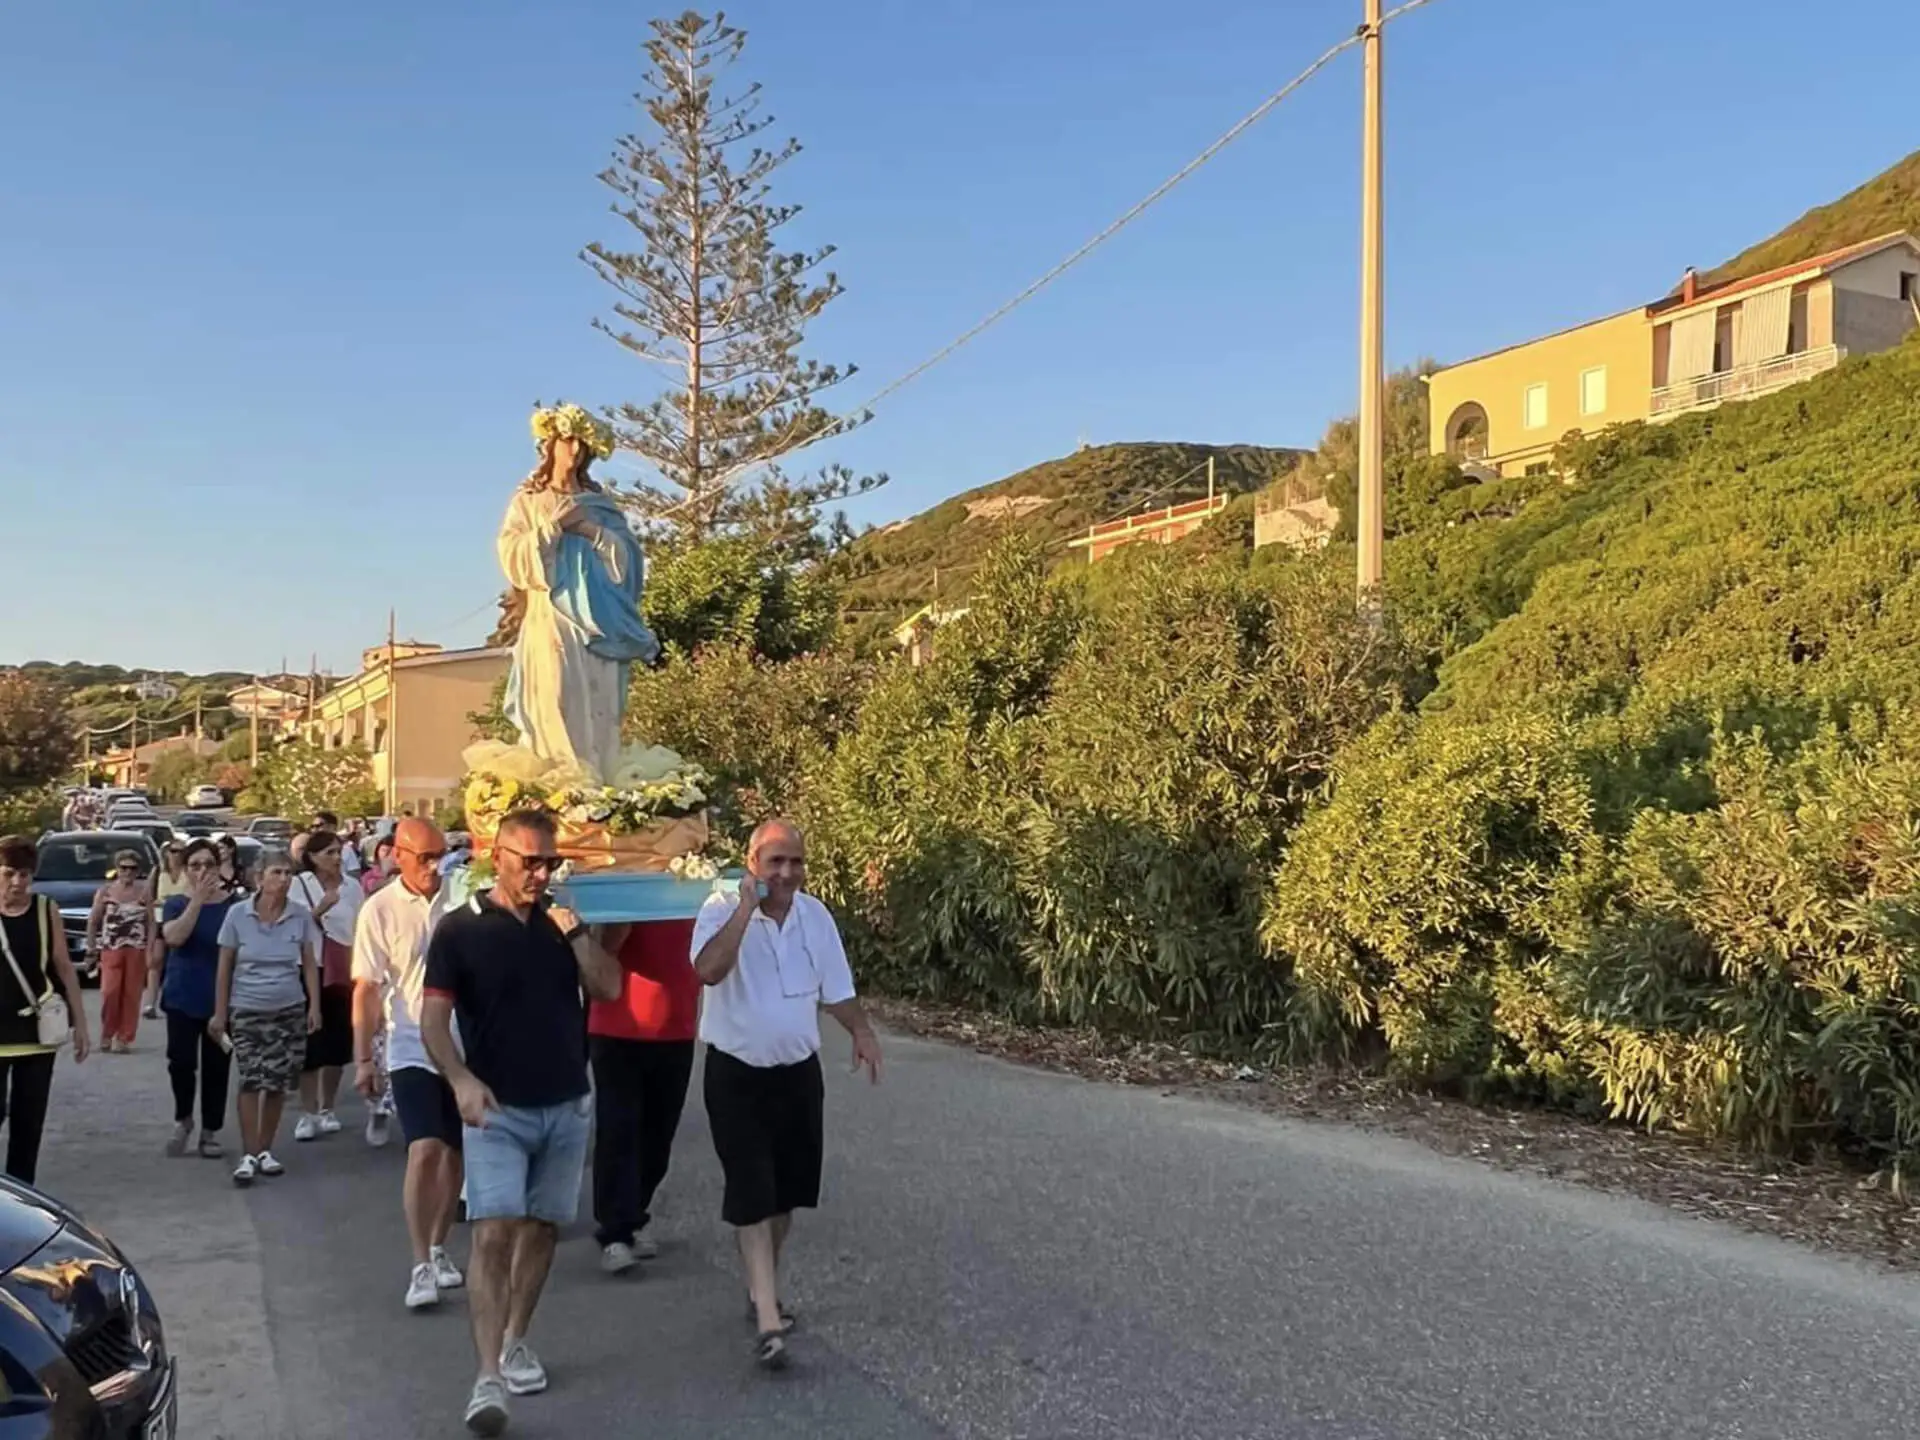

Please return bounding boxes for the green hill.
[837,441,1308,624]
[1699,145,1920,287]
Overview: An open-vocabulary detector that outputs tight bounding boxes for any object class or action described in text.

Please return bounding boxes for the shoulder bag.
[0,898,70,1048]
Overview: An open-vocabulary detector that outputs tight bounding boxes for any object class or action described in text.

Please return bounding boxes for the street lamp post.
[1356,0,1385,612]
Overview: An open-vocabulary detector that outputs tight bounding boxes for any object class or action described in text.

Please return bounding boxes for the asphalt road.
[36,991,1920,1439]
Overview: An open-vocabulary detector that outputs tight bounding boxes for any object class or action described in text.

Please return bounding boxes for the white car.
[186,784,226,810]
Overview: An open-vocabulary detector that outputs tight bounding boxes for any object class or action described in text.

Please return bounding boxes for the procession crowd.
[0,807,881,1438]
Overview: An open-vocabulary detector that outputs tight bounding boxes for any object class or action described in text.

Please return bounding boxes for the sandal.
[744,1298,796,1333]
[754,1331,790,1371]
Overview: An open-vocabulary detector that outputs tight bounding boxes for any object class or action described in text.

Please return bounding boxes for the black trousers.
[0,1052,56,1186]
[165,1011,231,1131]
[589,1036,694,1247]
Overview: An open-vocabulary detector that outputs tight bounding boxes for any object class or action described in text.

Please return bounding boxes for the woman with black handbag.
[0,835,93,1184]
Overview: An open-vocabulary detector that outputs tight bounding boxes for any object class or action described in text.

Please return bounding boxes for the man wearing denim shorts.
[422,810,623,1437]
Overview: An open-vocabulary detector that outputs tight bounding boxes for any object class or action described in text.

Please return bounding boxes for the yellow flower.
[530,403,614,460]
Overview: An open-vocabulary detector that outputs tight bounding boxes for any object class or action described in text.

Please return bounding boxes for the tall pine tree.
[584,11,882,554]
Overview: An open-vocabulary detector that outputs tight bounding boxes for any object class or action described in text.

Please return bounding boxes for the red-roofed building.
[1427,232,1920,477]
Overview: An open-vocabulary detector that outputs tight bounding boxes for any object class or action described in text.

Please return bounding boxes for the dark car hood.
[0,1176,68,1274]
[30,881,98,911]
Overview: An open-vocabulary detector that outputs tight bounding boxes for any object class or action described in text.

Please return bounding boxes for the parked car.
[170,812,219,841]
[114,820,176,855]
[245,817,292,841]
[29,832,161,986]
[0,1174,177,1437]
[184,784,225,811]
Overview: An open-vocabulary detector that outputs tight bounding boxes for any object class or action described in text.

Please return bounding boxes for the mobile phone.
[755,880,770,899]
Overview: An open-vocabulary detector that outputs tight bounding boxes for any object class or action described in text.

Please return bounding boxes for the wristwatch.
[562,922,589,945]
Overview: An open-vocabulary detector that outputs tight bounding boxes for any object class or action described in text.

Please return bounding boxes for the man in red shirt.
[586,917,699,1273]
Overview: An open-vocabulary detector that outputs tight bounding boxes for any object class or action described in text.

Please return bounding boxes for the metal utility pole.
[1356,0,1386,611]
[1206,454,1216,505]
[250,676,260,768]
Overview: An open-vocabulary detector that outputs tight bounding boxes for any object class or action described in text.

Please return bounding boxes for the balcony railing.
[1650,344,1843,416]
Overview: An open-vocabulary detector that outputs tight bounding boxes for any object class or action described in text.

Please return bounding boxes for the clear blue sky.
[3,0,1912,674]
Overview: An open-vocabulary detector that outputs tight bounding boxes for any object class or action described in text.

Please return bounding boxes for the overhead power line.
[808,0,1445,447]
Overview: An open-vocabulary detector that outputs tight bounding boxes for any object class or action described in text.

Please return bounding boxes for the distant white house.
[129,676,178,702]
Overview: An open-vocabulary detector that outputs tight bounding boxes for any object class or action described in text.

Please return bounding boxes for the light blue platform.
[555,868,745,923]
[442,864,745,922]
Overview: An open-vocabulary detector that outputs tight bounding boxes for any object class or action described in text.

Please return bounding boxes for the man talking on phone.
[692,817,881,1372]
[421,810,623,1436]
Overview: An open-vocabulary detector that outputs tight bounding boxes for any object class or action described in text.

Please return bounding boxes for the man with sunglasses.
[421,809,622,1437]
[351,818,464,1312]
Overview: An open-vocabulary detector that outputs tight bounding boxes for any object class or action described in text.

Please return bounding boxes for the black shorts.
[303,985,353,1071]
[390,1066,463,1150]
[702,1046,824,1228]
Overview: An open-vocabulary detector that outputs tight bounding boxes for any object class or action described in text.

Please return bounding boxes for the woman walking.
[0,835,92,1184]
[290,830,362,1141]
[145,842,188,1019]
[215,836,247,895]
[359,834,397,897]
[85,848,150,1052]
[210,850,319,1186]
[159,838,237,1158]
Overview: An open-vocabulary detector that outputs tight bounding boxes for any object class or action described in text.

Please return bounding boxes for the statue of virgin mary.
[495,405,659,780]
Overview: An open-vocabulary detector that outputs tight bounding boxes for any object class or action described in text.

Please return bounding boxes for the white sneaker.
[431,1246,465,1290]
[633,1232,659,1260]
[255,1150,284,1177]
[231,1155,257,1187]
[294,1113,320,1143]
[600,1242,638,1275]
[405,1263,440,1310]
[318,1109,343,1135]
[499,1338,547,1395]
[366,1110,391,1148]
[464,1375,509,1437]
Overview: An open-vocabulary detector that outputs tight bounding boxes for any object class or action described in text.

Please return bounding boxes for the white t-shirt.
[351,878,453,1073]
[290,870,364,949]
[691,889,856,1068]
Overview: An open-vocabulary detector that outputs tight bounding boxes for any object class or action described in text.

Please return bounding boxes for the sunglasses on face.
[186,860,218,871]
[400,848,447,865]
[497,846,564,874]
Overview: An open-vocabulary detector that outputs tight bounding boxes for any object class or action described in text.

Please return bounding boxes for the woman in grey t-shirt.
[210,850,319,1187]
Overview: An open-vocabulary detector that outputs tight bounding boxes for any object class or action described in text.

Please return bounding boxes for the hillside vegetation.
[835,442,1307,630]
[634,333,1920,1171]
[1699,145,1920,287]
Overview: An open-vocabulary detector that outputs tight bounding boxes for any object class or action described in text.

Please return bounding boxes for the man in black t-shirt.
[422,810,622,1437]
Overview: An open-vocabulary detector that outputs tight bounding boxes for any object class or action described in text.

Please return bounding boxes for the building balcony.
[1650,344,1843,417]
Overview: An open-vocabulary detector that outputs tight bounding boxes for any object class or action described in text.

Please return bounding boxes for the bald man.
[692,818,881,1371]
[352,817,467,1312]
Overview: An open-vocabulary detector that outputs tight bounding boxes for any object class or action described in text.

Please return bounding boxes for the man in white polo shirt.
[352,817,466,1312]
[691,818,881,1371]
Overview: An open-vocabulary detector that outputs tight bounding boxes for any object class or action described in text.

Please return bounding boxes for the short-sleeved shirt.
[423,891,588,1109]
[691,890,856,1069]
[160,893,237,1019]
[588,919,700,1043]
[352,878,454,1074]
[217,898,316,1014]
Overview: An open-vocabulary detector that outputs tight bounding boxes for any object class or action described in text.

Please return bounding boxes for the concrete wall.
[390,654,509,805]
[1427,308,1652,476]
[1830,243,1920,300]
[1834,288,1917,355]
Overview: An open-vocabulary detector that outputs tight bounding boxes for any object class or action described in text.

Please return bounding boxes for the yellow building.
[302,643,510,817]
[1428,232,1920,476]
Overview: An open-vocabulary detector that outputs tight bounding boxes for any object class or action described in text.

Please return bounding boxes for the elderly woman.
[85,847,151,1052]
[210,849,320,1187]
[0,835,92,1184]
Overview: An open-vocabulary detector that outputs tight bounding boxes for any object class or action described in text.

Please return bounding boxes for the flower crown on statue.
[530,403,615,460]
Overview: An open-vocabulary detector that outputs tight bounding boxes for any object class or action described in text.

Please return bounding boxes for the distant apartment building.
[301,642,509,816]
[1427,232,1920,477]
[1066,494,1230,564]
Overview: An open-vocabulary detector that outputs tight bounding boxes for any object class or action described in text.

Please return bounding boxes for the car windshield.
[34,840,125,883]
